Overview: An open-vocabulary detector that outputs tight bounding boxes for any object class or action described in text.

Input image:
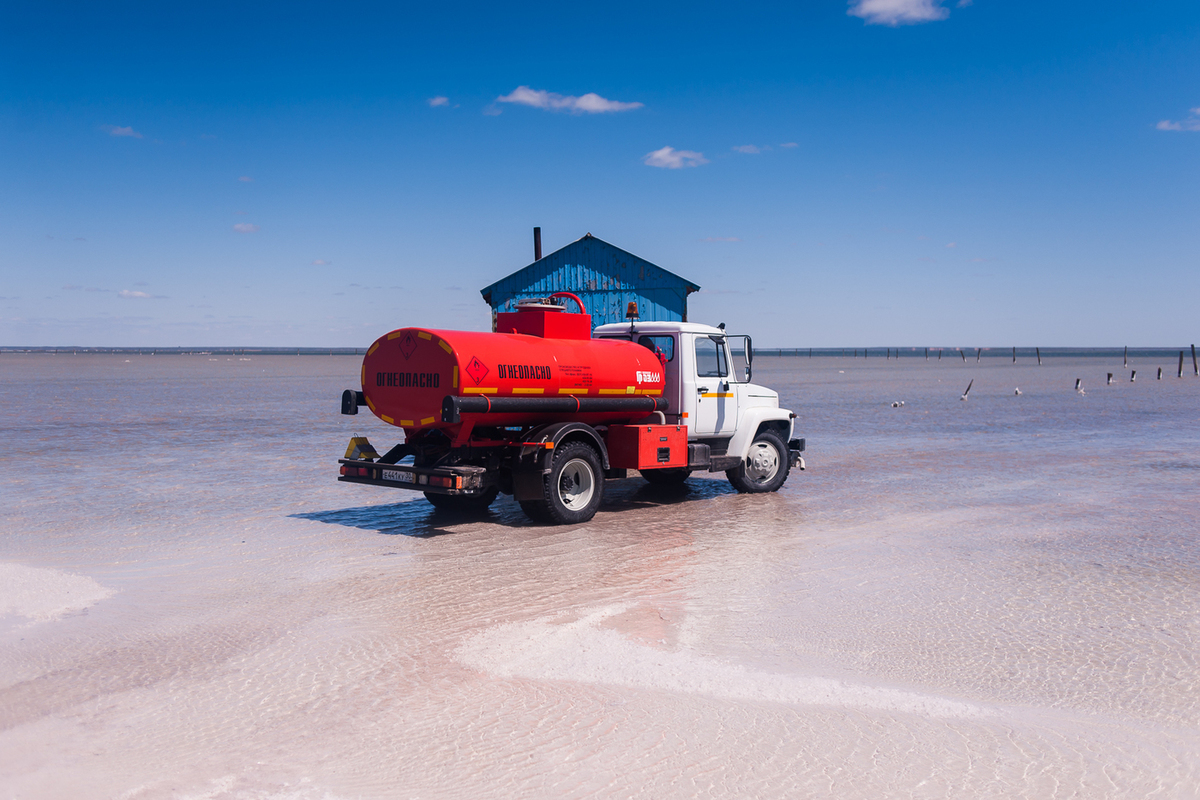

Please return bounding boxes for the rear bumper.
[337,459,492,495]
[788,438,806,471]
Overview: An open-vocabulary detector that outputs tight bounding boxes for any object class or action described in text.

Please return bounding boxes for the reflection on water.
[293,477,738,536]
[1,354,1198,799]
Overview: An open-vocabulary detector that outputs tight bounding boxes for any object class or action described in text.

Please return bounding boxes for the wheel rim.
[558,458,596,510]
[745,441,780,484]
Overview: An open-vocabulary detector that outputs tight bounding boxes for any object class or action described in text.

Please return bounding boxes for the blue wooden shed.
[480,233,701,332]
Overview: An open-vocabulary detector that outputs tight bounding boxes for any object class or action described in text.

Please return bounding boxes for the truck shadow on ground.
[291,477,739,537]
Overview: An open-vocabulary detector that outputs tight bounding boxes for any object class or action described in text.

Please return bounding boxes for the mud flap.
[513,468,546,502]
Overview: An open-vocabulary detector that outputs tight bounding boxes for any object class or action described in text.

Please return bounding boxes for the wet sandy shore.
[2,354,1198,798]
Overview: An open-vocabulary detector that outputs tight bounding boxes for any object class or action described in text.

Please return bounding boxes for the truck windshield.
[695,337,728,378]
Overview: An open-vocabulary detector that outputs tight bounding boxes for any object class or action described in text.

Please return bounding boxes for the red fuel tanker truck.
[337,293,805,524]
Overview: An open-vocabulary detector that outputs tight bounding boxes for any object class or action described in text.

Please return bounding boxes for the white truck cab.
[594,320,805,492]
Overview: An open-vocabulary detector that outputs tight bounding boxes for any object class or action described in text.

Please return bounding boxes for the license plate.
[382,469,414,484]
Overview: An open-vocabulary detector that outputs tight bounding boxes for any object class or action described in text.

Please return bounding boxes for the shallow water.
[1,353,1198,799]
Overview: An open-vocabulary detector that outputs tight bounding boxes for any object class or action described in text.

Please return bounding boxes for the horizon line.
[2,345,1195,355]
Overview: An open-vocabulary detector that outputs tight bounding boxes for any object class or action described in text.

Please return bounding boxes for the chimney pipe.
[533,227,542,261]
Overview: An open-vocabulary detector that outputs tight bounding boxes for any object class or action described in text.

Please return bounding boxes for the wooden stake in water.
[1075,378,1082,392]
[1012,346,1016,363]
[976,348,981,363]
[1131,370,1136,382]
[960,379,974,401]
[1180,351,1185,378]
[1158,367,1163,380]
[1193,344,1198,376]
[1124,346,1128,368]
[960,349,966,362]
[1036,347,1042,366]
[925,348,929,360]
[1107,373,1113,385]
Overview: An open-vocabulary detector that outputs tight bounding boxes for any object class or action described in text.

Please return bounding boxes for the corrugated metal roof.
[480,234,700,329]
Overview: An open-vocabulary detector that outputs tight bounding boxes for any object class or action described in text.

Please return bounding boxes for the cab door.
[692,335,738,437]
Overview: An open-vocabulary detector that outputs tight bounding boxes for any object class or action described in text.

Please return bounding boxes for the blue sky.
[2,1,1197,347]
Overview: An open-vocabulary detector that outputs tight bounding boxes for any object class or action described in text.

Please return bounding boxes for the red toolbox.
[606,424,688,470]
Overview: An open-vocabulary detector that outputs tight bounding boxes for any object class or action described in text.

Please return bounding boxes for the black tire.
[641,467,691,485]
[520,441,604,525]
[424,486,499,513]
[726,429,790,494]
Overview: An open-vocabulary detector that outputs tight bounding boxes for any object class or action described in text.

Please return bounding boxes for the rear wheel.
[424,486,499,513]
[641,467,691,485]
[727,429,789,493]
[521,441,604,525]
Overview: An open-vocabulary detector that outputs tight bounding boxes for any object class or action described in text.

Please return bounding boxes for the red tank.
[361,295,666,435]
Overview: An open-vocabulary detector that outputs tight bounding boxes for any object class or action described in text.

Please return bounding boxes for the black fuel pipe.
[341,390,366,415]
[442,394,669,424]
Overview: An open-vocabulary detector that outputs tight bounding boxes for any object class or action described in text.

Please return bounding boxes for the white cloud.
[643,146,708,169]
[732,145,762,154]
[780,142,799,148]
[945,242,957,248]
[104,125,143,138]
[495,86,643,114]
[848,0,950,26]
[238,176,254,182]
[1157,108,1200,132]
[233,223,260,233]
[312,259,331,265]
[117,290,165,299]
[428,96,449,107]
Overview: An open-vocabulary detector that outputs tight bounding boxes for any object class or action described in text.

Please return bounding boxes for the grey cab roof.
[594,320,726,337]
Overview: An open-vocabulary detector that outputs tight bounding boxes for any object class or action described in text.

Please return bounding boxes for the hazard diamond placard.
[466,356,489,385]
[398,331,418,360]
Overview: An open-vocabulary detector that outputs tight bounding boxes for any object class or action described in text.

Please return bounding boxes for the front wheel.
[521,441,604,525]
[727,429,790,493]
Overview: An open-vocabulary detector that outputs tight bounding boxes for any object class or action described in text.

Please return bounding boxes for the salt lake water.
[1,352,1198,798]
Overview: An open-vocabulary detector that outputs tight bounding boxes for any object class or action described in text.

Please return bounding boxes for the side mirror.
[730,335,753,382]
